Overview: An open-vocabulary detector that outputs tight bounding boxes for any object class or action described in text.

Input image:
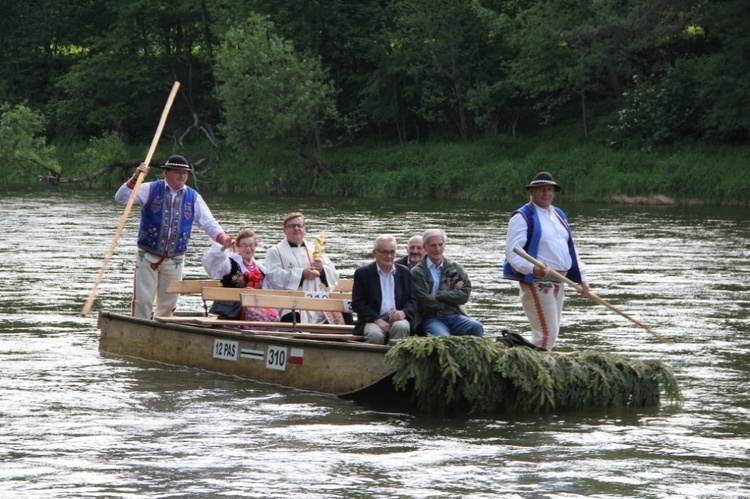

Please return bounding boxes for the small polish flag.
[289,348,304,365]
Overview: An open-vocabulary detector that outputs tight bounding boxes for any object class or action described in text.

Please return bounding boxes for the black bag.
[496,329,547,351]
[209,300,242,319]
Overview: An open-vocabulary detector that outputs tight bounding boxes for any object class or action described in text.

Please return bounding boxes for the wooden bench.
[239,293,353,314]
[202,286,352,303]
[168,279,356,333]
[199,285,357,333]
[161,286,359,339]
[168,278,353,295]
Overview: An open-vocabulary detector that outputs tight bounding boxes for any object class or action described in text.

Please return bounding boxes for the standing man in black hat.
[115,155,233,319]
[502,172,589,350]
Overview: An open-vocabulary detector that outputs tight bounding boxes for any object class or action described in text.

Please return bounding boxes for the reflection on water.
[1,190,749,497]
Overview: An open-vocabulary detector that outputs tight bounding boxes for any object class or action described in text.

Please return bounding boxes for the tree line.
[1,0,748,188]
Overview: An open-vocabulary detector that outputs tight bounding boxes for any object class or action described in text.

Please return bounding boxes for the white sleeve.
[115,181,150,205]
[504,213,535,275]
[202,243,232,279]
[193,193,225,242]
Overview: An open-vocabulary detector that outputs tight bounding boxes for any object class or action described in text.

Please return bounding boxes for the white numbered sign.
[266,345,287,371]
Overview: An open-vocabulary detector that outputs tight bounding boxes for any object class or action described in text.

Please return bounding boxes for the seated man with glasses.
[352,235,417,344]
[264,212,340,323]
[202,228,278,322]
[411,228,484,337]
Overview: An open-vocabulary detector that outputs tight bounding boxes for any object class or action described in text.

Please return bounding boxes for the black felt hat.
[161,155,191,171]
[525,171,561,192]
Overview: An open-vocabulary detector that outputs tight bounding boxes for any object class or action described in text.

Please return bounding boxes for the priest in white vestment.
[264,212,339,323]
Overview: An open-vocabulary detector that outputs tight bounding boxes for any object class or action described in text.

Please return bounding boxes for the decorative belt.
[150,253,169,270]
[140,251,184,271]
[436,310,456,316]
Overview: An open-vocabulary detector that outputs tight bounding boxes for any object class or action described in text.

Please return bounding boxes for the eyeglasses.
[285,224,305,229]
[375,249,396,256]
[238,243,256,249]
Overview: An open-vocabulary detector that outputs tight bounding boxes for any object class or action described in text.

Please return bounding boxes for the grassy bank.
[213,132,750,206]
[35,130,750,207]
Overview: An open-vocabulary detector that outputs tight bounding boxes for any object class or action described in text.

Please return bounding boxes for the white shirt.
[377,264,396,316]
[505,202,587,281]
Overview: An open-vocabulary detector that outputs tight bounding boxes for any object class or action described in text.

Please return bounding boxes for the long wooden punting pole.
[81,82,181,317]
[513,247,671,343]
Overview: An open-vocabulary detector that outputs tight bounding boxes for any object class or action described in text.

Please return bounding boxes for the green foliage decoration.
[385,336,682,415]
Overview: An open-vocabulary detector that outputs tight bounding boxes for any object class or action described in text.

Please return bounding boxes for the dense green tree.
[247,2,387,112]
[390,0,507,141]
[690,0,750,143]
[0,103,59,184]
[506,0,699,138]
[214,14,340,186]
[53,0,218,142]
[0,0,103,113]
[612,0,750,144]
[1,0,749,192]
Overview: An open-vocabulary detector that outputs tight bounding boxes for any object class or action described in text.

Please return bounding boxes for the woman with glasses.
[202,228,278,322]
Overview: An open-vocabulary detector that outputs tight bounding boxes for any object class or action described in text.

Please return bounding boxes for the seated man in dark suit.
[352,235,418,344]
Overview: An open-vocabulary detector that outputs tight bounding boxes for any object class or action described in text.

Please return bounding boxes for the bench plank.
[166,280,220,294]
[333,279,353,292]
[168,278,352,295]
[203,287,352,302]
[241,294,353,313]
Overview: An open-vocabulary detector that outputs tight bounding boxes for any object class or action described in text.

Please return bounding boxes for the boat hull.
[97,311,396,398]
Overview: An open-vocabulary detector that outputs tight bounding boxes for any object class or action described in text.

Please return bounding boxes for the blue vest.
[502,203,582,283]
[137,180,197,257]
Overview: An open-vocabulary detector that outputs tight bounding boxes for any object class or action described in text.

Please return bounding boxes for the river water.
[1,190,748,498]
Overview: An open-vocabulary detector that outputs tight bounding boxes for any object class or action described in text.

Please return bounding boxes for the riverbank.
[23,130,750,207]
[211,132,750,206]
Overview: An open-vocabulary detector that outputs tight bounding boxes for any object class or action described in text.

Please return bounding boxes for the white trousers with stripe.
[519,281,565,350]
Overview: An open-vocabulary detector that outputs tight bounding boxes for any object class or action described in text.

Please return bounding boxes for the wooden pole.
[512,247,671,343]
[81,82,181,317]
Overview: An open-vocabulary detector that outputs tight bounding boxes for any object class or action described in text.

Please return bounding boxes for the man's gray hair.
[422,228,446,247]
[373,234,397,250]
